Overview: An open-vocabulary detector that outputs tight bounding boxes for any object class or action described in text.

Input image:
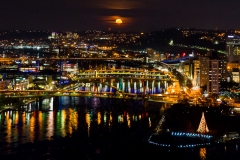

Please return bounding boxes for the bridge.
[0,89,152,100]
[0,89,179,105]
[0,90,134,98]
[0,58,180,95]
[71,69,178,95]
[76,69,176,80]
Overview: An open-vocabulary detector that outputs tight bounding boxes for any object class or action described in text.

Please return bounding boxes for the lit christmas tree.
[197,112,209,133]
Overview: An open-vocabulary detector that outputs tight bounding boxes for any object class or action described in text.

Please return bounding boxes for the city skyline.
[1,0,240,31]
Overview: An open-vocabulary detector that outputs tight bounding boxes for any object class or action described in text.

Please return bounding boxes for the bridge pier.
[134,81,137,93]
[53,96,59,110]
[69,96,74,105]
[164,81,168,92]
[36,97,42,110]
[151,80,155,94]
[94,70,98,78]
[119,78,123,91]
[158,81,160,93]
[27,103,30,111]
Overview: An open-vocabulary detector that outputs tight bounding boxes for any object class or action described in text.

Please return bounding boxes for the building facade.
[197,54,223,94]
[232,68,239,83]
[226,35,240,62]
[209,59,221,94]
[0,80,11,90]
[199,56,209,93]
[193,60,200,86]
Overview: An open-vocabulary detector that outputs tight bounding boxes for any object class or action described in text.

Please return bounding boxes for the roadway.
[74,77,177,81]
[0,90,147,100]
[0,57,136,62]
[74,69,176,81]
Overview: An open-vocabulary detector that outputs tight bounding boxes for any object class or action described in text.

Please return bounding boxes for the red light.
[183,53,186,56]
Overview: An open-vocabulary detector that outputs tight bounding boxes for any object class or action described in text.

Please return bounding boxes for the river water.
[0,97,240,159]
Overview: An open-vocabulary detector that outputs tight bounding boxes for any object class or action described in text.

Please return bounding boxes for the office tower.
[193,60,200,86]
[226,35,240,62]
[232,68,239,83]
[199,52,223,95]
[209,58,220,94]
[199,56,209,93]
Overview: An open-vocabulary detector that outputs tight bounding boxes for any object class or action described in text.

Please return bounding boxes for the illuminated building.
[209,58,221,94]
[227,62,240,70]
[0,80,11,90]
[97,45,116,51]
[226,62,240,83]
[146,48,155,58]
[62,63,78,73]
[193,60,200,86]
[199,56,209,92]
[15,79,28,90]
[232,68,239,83]
[19,67,38,73]
[199,52,223,94]
[226,35,240,62]
[48,32,59,39]
[183,64,190,76]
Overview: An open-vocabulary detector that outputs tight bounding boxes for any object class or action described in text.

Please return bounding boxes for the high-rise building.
[193,60,200,86]
[198,52,224,95]
[226,62,240,83]
[209,59,220,94]
[232,68,239,83]
[219,58,227,77]
[199,56,209,92]
[226,35,240,62]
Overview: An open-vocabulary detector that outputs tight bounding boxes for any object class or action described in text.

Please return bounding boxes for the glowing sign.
[59,80,69,84]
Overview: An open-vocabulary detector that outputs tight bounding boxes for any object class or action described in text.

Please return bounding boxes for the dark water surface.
[0,97,240,159]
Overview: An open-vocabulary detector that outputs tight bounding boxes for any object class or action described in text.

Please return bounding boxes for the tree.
[197,112,209,133]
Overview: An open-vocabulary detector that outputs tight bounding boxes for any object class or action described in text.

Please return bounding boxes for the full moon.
[116,19,122,24]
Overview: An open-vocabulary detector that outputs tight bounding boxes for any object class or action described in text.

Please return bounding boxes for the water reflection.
[0,96,154,150]
[3,96,238,159]
[97,112,101,125]
[199,148,207,160]
[86,112,91,137]
[46,111,54,140]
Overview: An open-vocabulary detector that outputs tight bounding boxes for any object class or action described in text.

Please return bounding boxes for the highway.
[0,57,137,62]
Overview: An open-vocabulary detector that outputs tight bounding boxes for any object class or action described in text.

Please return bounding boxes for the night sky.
[0,0,239,31]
